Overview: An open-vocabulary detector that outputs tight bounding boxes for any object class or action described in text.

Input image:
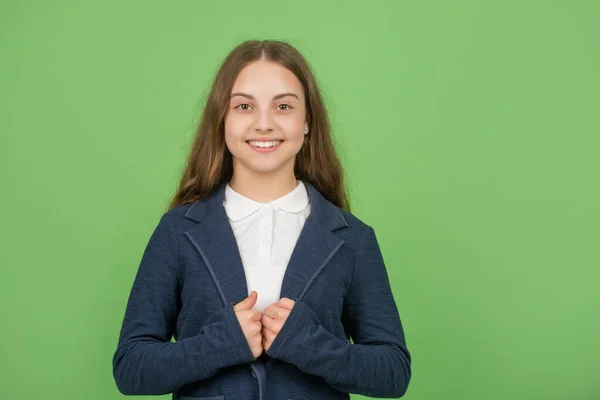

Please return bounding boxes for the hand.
[233,291,263,358]
[261,297,295,352]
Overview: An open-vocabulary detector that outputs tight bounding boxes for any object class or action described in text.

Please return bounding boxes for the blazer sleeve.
[112,213,256,395]
[266,225,412,398]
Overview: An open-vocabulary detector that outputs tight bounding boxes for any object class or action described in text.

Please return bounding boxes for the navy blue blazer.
[112,181,411,399]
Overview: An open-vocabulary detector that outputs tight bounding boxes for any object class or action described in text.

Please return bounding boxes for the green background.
[1,1,599,399]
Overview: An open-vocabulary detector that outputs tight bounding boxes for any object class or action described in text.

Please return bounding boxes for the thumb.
[234,290,258,312]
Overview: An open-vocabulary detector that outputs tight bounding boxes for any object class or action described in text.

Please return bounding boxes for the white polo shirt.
[223,180,311,313]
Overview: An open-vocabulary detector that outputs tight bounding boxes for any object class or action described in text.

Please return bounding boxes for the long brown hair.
[168,40,350,212]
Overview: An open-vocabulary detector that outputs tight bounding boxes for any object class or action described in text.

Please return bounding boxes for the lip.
[246,139,283,153]
[245,139,284,142]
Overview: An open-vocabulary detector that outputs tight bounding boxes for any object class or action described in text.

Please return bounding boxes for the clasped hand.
[233,290,295,358]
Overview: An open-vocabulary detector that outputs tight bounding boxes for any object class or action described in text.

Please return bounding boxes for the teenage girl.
[112,40,411,400]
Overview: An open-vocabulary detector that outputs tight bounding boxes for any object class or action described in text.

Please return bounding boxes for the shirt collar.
[223,180,310,222]
[272,180,310,214]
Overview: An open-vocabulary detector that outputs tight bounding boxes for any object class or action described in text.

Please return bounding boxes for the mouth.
[246,140,283,152]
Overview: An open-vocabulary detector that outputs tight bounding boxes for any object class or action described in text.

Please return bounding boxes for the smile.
[246,140,283,152]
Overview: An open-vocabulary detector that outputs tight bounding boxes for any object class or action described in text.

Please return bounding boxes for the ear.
[304,116,310,135]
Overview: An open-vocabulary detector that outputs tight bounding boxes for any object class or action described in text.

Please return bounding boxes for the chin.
[234,156,295,176]
[247,162,290,175]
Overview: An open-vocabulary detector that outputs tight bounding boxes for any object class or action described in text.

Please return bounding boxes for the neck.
[229,162,298,203]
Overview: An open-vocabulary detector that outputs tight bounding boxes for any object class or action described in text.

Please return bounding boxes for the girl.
[113,40,411,400]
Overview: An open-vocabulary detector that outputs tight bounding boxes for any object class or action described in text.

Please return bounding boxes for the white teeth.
[249,140,281,148]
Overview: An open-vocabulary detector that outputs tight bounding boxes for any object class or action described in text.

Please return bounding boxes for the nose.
[254,108,274,133]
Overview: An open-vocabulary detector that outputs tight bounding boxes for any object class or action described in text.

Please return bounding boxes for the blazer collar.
[182,180,349,307]
[222,180,311,222]
[184,180,347,232]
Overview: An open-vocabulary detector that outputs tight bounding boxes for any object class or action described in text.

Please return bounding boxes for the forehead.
[232,60,304,97]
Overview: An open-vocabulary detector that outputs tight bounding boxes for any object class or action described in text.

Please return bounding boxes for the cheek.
[224,117,248,148]
[280,119,306,143]
[288,130,306,152]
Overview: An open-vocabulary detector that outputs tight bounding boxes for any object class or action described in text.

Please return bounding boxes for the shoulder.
[326,203,377,247]
[163,202,196,219]
[337,207,371,233]
[326,207,386,271]
[305,181,372,236]
[155,202,200,233]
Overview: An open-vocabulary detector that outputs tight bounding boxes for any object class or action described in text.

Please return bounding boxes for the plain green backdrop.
[1,1,599,399]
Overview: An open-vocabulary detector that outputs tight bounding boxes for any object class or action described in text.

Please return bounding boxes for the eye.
[235,103,252,111]
[277,104,293,111]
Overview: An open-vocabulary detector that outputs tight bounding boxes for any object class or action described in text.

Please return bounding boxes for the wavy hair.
[168,40,349,212]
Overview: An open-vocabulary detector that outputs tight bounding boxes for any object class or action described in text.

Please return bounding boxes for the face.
[224,60,308,178]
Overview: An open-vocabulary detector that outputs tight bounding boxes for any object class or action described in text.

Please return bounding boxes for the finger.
[264,304,284,320]
[234,291,258,311]
[251,320,262,333]
[250,309,262,321]
[262,325,276,343]
[261,314,279,334]
[277,297,295,310]
[262,335,270,351]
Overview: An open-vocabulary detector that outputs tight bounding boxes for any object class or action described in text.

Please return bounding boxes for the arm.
[266,226,411,398]
[112,213,255,395]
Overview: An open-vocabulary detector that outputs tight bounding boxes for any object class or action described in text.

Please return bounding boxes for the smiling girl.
[113,39,411,400]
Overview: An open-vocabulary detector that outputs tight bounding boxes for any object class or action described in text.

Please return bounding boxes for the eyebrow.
[230,92,299,101]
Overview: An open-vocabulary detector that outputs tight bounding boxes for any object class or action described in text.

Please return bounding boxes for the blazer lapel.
[279,182,349,301]
[183,182,249,307]
[182,181,349,308]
